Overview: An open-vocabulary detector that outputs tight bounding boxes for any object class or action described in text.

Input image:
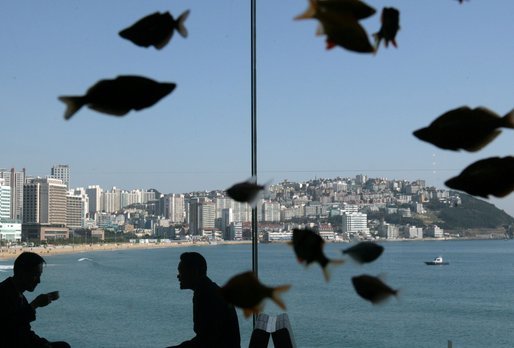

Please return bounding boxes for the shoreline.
[0,240,252,261]
[1,237,509,261]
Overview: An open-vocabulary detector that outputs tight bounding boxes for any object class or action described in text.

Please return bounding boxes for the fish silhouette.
[342,241,384,264]
[352,274,398,304]
[221,271,291,318]
[59,75,176,120]
[119,10,189,49]
[295,0,374,53]
[226,177,267,206]
[322,13,375,52]
[373,7,400,51]
[445,156,514,198]
[296,0,376,21]
[413,106,514,152]
[292,228,344,281]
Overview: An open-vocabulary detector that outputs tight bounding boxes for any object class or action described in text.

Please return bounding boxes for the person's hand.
[30,294,52,309]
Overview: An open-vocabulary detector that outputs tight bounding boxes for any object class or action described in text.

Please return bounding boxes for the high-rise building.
[0,178,11,221]
[356,174,368,185]
[51,164,70,190]
[262,201,281,222]
[221,208,233,237]
[86,185,103,216]
[0,168,26,221]
[101,187,122,213]
[67,189,89,229]
[162,194,185,223]
[23,178,67,224]
[341,212,368,234]
[189,198,215,235]
[215,197,252,223]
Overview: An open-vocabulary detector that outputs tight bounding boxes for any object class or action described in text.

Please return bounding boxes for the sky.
[1,0,513,216]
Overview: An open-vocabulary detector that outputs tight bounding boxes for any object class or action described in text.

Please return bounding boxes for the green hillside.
[422,192,514,229]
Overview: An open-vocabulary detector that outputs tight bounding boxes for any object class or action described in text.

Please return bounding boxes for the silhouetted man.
[167,252,240,348]
[0,252,70,348]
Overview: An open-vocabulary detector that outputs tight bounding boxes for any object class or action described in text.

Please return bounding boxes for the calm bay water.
[1,240,514,347]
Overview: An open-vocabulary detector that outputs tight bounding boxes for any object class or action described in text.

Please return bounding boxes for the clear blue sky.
[1,0,513,216]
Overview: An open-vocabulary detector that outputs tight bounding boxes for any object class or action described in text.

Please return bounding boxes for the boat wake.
[78,257,94,262]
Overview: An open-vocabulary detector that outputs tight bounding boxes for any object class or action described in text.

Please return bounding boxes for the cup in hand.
[47,291,60,301]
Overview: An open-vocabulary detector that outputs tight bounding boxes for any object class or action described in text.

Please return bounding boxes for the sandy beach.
[0,240,251,261]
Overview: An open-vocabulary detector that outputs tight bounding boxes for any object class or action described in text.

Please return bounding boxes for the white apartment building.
[51,164,70,190]
[406,226,423,239]
[262,201,281,222]
[227,221,243,240]
[377,222,399,239]
[67,191,89,229]
[120,190,141,208]
[86,185,103,216]
[23,178,67,225]
[424,225,444,238]
[189,200,216,235]
[0,179,11,221]
[281,205,304,221]
[0,168,25,221]
[215,197,252,223]
[341,212,369,234]
[162,194,185,223]
[101,188,122,213]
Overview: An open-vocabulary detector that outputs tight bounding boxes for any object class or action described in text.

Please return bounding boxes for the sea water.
[1,240,513,348]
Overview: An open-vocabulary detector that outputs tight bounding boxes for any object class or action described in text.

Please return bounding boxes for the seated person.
[167,252,240,348]
[0,252,70,348]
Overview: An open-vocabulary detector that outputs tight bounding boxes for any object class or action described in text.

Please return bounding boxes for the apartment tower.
[51,164,70,190]
[0,168,26,221]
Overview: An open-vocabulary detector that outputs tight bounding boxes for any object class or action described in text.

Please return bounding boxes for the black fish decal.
[296,0,376,21]
[295,0,375,53]
[226,177,267,206]
[413,106,514,152]
[352,274,398,304]
[119,10,189,49]
[445,156,514,198]
[59,75,176,120]
[292,228,344,281]
[221,271,291,318]
[322,14,375,53]
[373,7,400,51]
[342,241,384,264]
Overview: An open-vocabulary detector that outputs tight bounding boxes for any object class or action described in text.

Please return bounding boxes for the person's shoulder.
[197,277,222,296]
[0,277,13,289]
[0,277,15,300]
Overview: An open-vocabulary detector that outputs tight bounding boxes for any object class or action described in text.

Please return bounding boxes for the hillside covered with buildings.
[1,168,513,244]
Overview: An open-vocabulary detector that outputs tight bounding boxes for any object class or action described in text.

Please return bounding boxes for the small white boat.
[425,256,449,265]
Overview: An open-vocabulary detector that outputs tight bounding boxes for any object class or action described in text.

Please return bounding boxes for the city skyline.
[2,1,513,216]
[2,163,514,218]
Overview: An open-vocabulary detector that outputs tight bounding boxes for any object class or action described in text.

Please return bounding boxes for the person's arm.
[0,293,50,347]
[30,293,53,310]
[171,288,227,347]
[192,288,228,345]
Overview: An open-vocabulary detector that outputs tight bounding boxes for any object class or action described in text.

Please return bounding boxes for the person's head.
[13,252,46,292]
[177,252,207,290]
